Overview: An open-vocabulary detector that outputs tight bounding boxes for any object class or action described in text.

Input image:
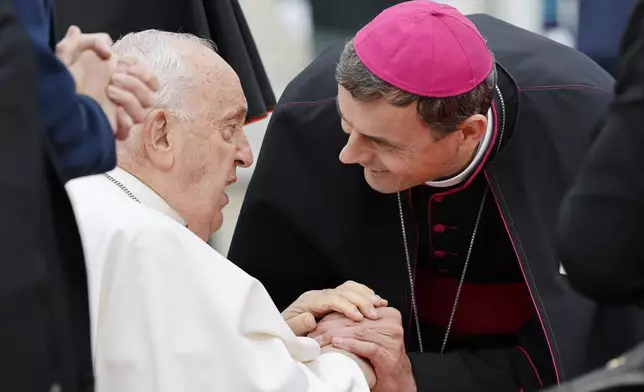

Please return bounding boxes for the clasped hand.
[282,280,388,336]
[56,25,159,141]
[282,282,416,391]
[311,308,416,392]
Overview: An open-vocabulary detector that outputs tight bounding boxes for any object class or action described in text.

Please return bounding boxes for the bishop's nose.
[339,132,370,165]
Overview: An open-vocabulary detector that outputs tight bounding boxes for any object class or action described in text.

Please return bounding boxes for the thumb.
[65,25,81,38]
[286,312,317,336]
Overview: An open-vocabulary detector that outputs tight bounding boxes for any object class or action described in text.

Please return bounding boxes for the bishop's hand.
[282,280,388,336]
[311,308,417,392]
[321,345,377,389]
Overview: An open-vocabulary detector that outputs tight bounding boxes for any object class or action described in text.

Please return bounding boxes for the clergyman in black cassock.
[228,2,644,391]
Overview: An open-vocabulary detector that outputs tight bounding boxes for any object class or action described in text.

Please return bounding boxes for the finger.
[308,316,357,340]
[75,33,113,60]
[369,293,389,307]
[55,40,76,66]
[62,30,113,59]
[377,297,389,307]
[65,25,81,38]
[286,312,317,336]
[314,325,375,347]
[115,55,139,68]
[375,307,403,323]
[90,35,114,61]
[309,316,360,342]
[123,61,160,92]
[57,33,113,65]
[319,295,364,322]
[339,291,377,319]
[332,337,380,360]
[338,280,376,297]
[115,107,133,140]
[111,72,157,108]
[337,281,388,308]
[316,311,347,323]
[107,85,147,123]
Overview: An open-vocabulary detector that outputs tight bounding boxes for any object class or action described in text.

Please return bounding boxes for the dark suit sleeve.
[12,0,115,181]
[557,0,644,304]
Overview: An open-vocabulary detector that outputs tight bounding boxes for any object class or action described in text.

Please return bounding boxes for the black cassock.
[53,0,275,124]
[229,13,644,392]
[0,1,93,391]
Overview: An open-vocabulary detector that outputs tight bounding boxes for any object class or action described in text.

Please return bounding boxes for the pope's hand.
[282,280,388,336]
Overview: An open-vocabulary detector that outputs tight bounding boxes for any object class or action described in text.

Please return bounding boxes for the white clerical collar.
[105,167,186,226]
[425,108,494,188]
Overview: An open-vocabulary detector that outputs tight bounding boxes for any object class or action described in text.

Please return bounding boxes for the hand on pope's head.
[65,44,159,141]
[282,280,388,336]
[106,55,159,140]
[68,50,119,131]
[56,25,113,67]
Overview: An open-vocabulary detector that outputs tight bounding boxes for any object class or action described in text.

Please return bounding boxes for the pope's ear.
[142,109,174,170]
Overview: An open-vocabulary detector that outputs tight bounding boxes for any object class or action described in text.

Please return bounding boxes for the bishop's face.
[337,86,470,194]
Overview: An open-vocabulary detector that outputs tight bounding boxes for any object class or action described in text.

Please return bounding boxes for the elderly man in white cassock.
[65,29,394,391]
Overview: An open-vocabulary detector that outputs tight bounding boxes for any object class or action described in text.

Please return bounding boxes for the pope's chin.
[363,167,400,194]
[210,210,225,235]
[211,193,229,229]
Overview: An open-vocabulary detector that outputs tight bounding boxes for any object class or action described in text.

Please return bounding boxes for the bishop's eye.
[370,137,395,150]
[372,138,386,146]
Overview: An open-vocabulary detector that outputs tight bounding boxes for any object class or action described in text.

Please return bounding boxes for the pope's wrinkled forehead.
[181,43,248,121]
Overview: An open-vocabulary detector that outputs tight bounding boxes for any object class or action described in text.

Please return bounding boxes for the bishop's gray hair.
[335,38,497,138]
[112,29,217,121]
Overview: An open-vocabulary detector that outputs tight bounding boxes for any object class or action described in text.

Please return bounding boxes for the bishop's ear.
[457,113,488,148]
[142,108,174,170]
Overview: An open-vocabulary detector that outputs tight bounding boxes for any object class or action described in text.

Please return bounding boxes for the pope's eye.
[221,126,234,141]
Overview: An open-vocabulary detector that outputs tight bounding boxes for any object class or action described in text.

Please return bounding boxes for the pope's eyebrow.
[224,105,247,122]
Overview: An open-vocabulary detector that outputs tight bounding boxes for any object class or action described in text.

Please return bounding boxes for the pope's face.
[173,62,253,239]
[337,86,465,194]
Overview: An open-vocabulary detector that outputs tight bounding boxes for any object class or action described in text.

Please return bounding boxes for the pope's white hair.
[112,29,217,120]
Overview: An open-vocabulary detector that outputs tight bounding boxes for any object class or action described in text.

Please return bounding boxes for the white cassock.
[65,168,369,392]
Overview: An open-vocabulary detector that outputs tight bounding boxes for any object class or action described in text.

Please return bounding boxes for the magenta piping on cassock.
[485,172,562,385]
